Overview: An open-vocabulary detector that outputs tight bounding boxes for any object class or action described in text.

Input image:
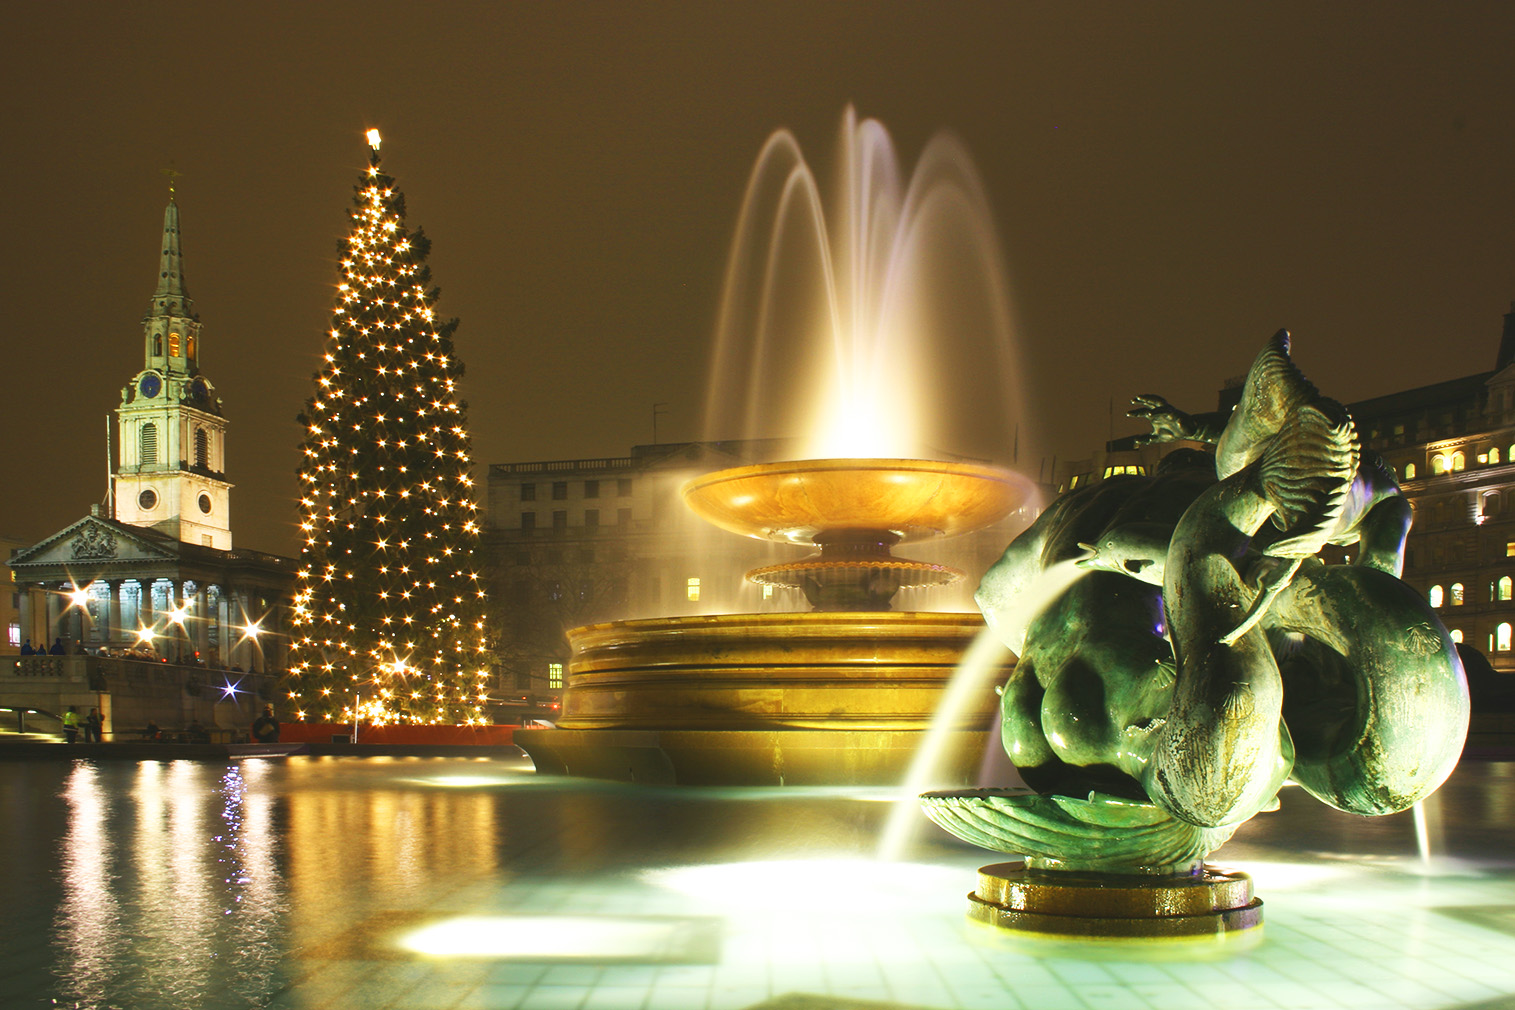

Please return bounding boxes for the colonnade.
[17,579,283,672]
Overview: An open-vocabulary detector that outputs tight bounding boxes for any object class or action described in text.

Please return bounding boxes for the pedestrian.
[49,638,65,656]
[19,639,33,656]
[251,704,280,744]
[62,706,79,744]
[85,708,102,743]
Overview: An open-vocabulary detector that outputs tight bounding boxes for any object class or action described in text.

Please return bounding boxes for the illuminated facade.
[7,195,293,678]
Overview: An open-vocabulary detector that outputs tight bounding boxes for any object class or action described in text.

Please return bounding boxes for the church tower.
[113,196,234,549]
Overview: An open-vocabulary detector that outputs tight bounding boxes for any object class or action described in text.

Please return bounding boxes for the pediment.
[11,516,179,568]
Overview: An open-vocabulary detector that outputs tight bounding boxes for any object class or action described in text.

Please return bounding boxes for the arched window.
[1485,493,1503,518]
[194,428,209,469]
[168,331,181,357]
[139,423,158,465]
[1501,577,1512,602]
[1429,585,1444,607]
[1431,454,1448,475]
[1491,447,1502,465]
[153,334,162,356]
[187,334,197,359]
[1450,629,1464,644]
[1403,462,1417,480]
[1452,451,1466,472]
[1451,583,1465,605]
[1498,623,1512,652]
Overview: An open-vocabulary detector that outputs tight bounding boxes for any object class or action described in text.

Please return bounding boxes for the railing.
[491,457,636,475]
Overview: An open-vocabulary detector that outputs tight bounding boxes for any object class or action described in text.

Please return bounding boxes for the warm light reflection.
[642,858,967,914]
[399,915,690,959]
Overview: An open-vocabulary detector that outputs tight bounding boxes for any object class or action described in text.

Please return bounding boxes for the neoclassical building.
[9,197,292,674]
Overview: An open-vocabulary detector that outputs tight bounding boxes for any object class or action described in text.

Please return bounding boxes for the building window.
[168,332,181,357]
[194,428,209,469]
[687,577,701,602]
[1451,583,1465,605]
[7,622,18,647]
[1493,448,1503,464]
[1450,629,1463,644]
[1452,451,1466,472]
[548,662,564,689]
[584,480,599,499]
[1501,577,1513,602]
[553,510,567,531]
[1403,462,1416,480]
[187,334,197,358]
[521,483,536,501]
[552,481,568,500]
[154,334,162,356]
[140,423,158,465]
[762,584,775,600]
[520,512,536,531]
[1499,623,1512,652]
[618,507,632,526]
[1429,585,1444,608]
[1485,493,1503,518]
[1431,454,1447,475]
[618,478,633,496]
[585,509,599,528]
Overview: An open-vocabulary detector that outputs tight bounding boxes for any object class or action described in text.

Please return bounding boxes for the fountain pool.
[4,754,1513,1009]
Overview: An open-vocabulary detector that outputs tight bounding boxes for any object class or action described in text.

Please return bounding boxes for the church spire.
[148,196,194,320]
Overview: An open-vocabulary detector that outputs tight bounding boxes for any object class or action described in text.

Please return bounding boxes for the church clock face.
[139,489,158,511]
[139,374,161,399]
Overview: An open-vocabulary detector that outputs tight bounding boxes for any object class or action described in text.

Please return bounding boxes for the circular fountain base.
[968,862,1263,938]
[513,611,1003,786]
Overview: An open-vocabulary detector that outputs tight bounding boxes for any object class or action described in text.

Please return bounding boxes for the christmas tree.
[288,130,488,725]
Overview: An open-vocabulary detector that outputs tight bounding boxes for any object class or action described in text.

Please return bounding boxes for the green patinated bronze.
[922,331,1470,873]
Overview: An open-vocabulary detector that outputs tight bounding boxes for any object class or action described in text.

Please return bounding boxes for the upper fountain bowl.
[681,458,1031,547]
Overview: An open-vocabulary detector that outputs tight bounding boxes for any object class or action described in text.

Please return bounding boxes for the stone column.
[18,588,32,651]
[195,584,210,660]
[106,582,121,646]
[46,590,62,649]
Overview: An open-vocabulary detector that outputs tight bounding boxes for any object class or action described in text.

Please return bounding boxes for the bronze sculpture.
[921,332,1469,935]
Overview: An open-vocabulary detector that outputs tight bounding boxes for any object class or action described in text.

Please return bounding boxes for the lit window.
[1431,454,1448,475]
[187,334,197,358]
[1403,462,1416,479]
[1450,629,1463,644]
[168,331,181,357]
[762,584,775,600]
[1501,577,1513,602]
[7,622,17,647]
[1507,542,1515,558]
[1452,451,1466,472]
[1479,453,1489,464]
[548,663,563,689]
[1429,585,1444,608]
[1451,583,1464,605]
[687,577,701,602]
[1499,623,1512,652]
[1493,448,1503,464]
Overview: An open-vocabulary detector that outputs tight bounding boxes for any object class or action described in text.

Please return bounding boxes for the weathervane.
[160,166,184,196]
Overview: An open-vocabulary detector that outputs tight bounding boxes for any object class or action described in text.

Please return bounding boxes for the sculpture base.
[968,862,1262,939]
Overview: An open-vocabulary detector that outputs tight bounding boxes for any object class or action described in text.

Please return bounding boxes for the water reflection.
[55,761,288,1009]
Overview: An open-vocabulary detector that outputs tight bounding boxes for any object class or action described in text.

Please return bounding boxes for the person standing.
[84,708,102,744]
[62,706,80,744]
[250,705,280,744]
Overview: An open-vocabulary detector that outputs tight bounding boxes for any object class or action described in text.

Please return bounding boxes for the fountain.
[514,109,1034,785]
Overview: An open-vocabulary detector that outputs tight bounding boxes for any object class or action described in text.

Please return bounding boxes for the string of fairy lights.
[288,131,489,725]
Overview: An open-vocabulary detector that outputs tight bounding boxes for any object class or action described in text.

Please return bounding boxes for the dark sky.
[6,2,1515,556]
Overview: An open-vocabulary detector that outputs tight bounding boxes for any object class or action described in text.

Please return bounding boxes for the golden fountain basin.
[513,611,1008,786]
[681,458,1031,546]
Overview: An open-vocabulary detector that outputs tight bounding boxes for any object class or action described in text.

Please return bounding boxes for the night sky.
[6,3,1515,556]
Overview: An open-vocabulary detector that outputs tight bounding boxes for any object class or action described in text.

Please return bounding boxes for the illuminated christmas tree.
[288,130,488,725]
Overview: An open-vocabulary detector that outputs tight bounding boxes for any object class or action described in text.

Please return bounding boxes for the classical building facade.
[5,197,293,734]
[482,440,1032,708]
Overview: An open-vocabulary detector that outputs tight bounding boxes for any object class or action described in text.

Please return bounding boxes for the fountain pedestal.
[968,863,1261,939]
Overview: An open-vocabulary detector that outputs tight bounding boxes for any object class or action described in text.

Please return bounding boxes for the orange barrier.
[275,723,515,746]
